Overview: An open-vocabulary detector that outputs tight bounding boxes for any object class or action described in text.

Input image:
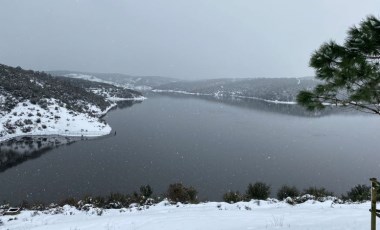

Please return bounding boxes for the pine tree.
[297,16,380,114]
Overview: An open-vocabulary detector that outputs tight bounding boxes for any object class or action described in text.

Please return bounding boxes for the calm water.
[1,94,380,204]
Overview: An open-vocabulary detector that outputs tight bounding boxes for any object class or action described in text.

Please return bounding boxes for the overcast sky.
[0,0,379,79]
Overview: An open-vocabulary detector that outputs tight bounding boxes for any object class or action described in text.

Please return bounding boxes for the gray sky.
[0,0,379,79]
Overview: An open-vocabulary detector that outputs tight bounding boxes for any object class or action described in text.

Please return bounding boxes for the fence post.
[370,178,379,230]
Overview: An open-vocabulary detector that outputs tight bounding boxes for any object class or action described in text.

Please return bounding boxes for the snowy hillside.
[0,64,144,142]
[0,99,111,142]
[0,199,374,230]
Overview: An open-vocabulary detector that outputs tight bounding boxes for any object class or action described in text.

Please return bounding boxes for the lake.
[1,93,380,204]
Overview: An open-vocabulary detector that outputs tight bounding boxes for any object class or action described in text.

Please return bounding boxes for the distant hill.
[48,71,179,90]
[48,71,318,102]
[153,77,318,102]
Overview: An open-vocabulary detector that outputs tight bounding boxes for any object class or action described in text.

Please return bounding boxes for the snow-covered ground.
[0,199,375,230]
[64,73,152,90]
[107,95,146,102]
[152,89,212,96]
[64,73,125,88]
[233,95,297,105]
[63,73,159,91]
[91,88,147,102]
[0,100,112,143]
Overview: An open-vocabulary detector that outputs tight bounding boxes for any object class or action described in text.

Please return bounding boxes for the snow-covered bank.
[63,73,155,91]
[152,89,212,96]
[152,89,297,105]
[0,100,111,143]
[233,95,297,105]
[64,73,124,88]
[1,200,374,230]
[106,95,147,102]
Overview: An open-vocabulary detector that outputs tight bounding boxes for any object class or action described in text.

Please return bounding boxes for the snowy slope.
[0,200,375,230]
[48,71,179,90]
[0,99,111,142]
[64,73,125,88]
[63,73,146,90]
[0,64,148,142]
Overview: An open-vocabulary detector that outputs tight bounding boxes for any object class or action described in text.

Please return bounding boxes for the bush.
[24,119,33,125]
[15,119,24,127]
[277,185,300,200]
[81,196,106,207]
[246,182,271,200]
[21,126,32,133]
[223,191,243,203]
[140,185,153,198]
[107,193,128,208]
[167,183,198,203]
[303,186,334,198]
[344,184,371,202]
[107,193,126,203]
[59,197,78,207]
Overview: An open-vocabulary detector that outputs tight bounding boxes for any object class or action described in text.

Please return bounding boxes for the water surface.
[1,94,380,204]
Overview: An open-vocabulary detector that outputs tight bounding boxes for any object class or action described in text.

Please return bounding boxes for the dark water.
[1,94,380,204]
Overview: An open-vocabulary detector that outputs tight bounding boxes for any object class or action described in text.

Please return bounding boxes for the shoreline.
[151,89,297,105]
[0,96,146,144]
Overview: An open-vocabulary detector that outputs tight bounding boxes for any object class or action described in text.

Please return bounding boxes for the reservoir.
[1,93,379,204]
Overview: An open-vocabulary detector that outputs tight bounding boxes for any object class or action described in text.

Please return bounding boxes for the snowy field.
[1,199,375,230]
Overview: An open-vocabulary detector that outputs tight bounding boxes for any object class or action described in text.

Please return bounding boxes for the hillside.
[154,77,318,102]
[48,71,318,103]
[48,70,179,90]
[0,64,143,142]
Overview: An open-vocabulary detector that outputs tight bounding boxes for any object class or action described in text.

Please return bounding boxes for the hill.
[48,70,179,90]
[0,64,143,142]
[153,77,318,102]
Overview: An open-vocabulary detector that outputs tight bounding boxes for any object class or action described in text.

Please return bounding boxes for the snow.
[0,80,147,142]
[152,89,212,96]
[64,73,118,86]
[107,95,147,102]
[1,200,376,230]
[134,85,153,91]
[63,73,141,90]
[90,88,147,102]
[0,99,111,143]
[234,95,297,104]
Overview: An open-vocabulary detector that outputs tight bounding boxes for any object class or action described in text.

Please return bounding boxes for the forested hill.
[154,78,318,102]
[48,70,179,90]
[0,64,142,114]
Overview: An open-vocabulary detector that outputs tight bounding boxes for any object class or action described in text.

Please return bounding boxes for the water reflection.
[113,100,142,110]
[0,136,76,173]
